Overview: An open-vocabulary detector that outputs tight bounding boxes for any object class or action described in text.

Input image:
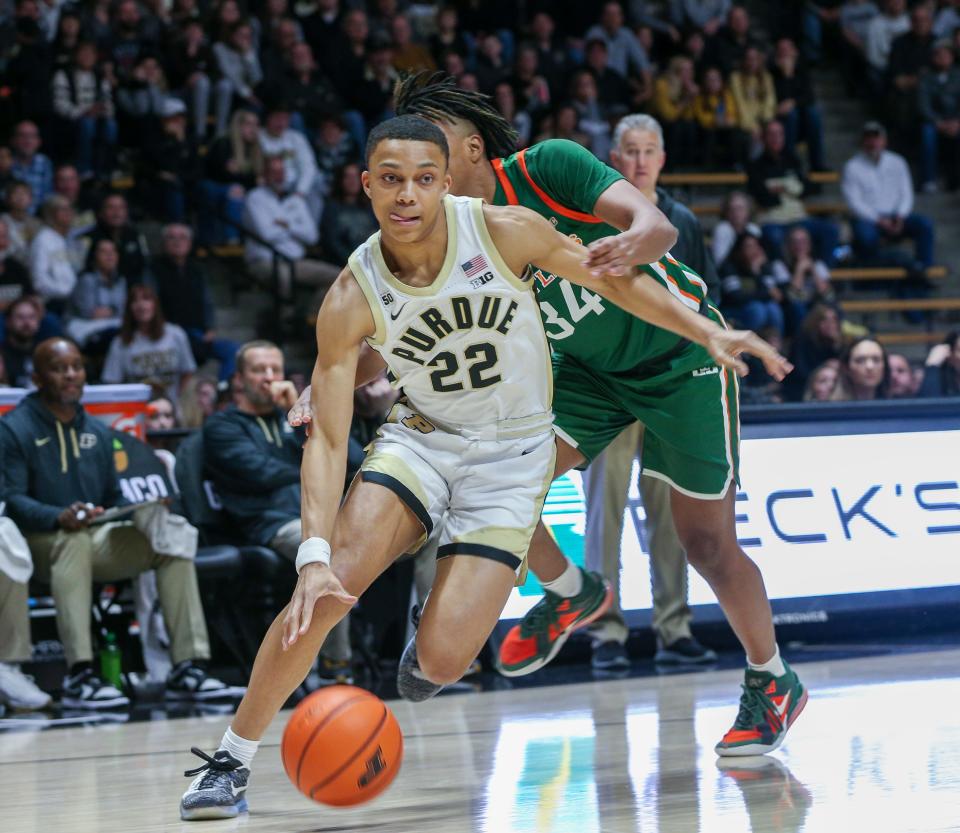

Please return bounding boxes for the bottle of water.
[100,632,123,690]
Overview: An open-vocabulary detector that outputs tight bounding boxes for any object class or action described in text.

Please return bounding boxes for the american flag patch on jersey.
[461,254,488,278]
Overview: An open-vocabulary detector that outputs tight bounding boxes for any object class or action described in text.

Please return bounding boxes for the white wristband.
[295,537,331,574]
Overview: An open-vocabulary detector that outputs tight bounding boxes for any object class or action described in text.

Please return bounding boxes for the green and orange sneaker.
[715,661,808,757]
[496,568,613,677]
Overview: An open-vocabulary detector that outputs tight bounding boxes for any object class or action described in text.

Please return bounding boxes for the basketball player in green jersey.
[291,75,805,756]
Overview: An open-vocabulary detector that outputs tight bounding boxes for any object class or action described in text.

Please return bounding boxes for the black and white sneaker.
[166,661,246,701]
[654,636,718,666]
[396,637,443,702]
[180,748,250,821]
[61,667,130,709]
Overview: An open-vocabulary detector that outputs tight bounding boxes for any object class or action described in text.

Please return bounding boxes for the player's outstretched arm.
[283,268,375,649]
[487,205,792,381]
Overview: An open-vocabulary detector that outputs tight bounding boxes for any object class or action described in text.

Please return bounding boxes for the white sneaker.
[62,667,130,709]
[0,662,52,710]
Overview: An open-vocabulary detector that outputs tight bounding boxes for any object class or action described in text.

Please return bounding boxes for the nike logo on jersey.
[389,302,409,321]
[35,437,51,446]
[692,366,719,377]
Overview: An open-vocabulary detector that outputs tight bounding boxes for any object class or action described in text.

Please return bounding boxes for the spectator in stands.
[842,121,935,268]
[0,221,31,332]
[919,40,960,192]
[920,331,960,395]
[713,193,762,265]
[706,4,758,73]
[271,42,341,137]
[473,32,509,94]
[865,0,909,96]
[259,102,324,221]
[203,340,352,681]
[243,155,338,299]
[694,66,748,167]
[511,44,553,117]
[492,81,531,148]
[10,120,52,214]
[771,225,835,332]
[212,21,262,136]
[259,17,302,84]
[351,34,399,127]
[390,13,435,73]
[65,238,125,350]
[328,9,370,107]
[141,98,202,222]
[529,11,571,97]
[788,302,846,399]
[803,359,840,400]
[0,337,231,707]
[114,53,168,149]
[730,46,777,152]
[107,0,155,85]
[87,193,149,285]
[583,38,631,114]
[165,19,215,142]
[145,392,178,456]
[313,113,362,195]
[1,182,40,262]
[200,109,263,244]
[53,165,96,239]
[935,0,960,38]
[50,41,117,181]
[179,373,219,428]
[670,0,731,35]
[569,69,613,159]
[1,296,42,387]
[748,119,840,263]
[720,230,785,333]
[887,351,919,396]
[885,3,935,142]
[6,8,54,128]
[153,223,237,380]
[29,195,78,311]
[102,284,196,404]
[831,336,890,400]
[840,0,881,88]
[320,163,378,267]
[587,1,653,86]
[771,37,827,171]
[653,56,700,167]
[52,11,82,69]
[429,6,470,67]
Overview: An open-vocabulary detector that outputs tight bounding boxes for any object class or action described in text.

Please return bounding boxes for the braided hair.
[394,71,519,160]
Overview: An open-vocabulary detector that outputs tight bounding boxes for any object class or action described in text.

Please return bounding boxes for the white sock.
[748,645,786,677]
[219,727,260,768]
[541,559,583,598]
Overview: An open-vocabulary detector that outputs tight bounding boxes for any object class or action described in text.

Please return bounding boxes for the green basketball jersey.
[491,139,713,372]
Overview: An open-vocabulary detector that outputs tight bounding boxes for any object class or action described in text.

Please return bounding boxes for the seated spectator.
[165,19,215,142]
[693,66,748,168]
[771,226,835,332]
[1,296,43,387]
[803,359,840,400]
[730,46,777,152]
[887,351,919,397]
[653,56,700,167]
[748,119,840,262]
[512,44,553,117]
[705,4,759,73]
[528,11,571,97]
[920,331,960,396]
[52,11,82,70]
[145,392,177,432]
[864,0,909,97]
[351,34,399,129]
[202,340,352,680]
[1,181,41,262]
[153,223,238,380]
[29,195,78,312]
[771,37,826,171]
[586,1,653,84]
[65,238,125,350]
[831,336,889,400]
[720,230,785,333]
[918,40,960,192]
[474,32,509,93]
[390,13,435,73]
[199,109,263,244]
[535,104,592,147]
[212,21,262,136]
[107,0,156,87]
[429,6,472,68]
[9,120,53,214]
[259,102,324,220]
[884,2,934,142]
[141,98,202,222]
[569,69,613,159]
[179,373,219,428]
[840,0,881,88]
[115,54,168,148]
[493,81,531,147]
[268,42,341,137]
[87,193,149,285]
[313,114,362,196]
[320,163,378,267]
[243,155,339,300]
[0,337,232,707]
[787,302,846,399]
[258,16,302,86]
[50,41,117,181]
[52,164,96,239]
[842,121,935,268]
[102,284,196,404]
[670,0,731,37]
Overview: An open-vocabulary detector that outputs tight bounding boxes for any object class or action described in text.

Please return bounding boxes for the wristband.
[295,537,331,574]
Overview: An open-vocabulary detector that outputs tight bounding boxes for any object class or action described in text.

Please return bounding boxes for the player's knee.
[416,645,471,686]
[678,526,726,576]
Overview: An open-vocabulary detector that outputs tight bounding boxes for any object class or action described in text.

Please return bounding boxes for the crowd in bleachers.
[1,0,960,711]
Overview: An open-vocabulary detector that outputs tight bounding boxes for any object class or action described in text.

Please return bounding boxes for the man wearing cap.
[841,120,934,268]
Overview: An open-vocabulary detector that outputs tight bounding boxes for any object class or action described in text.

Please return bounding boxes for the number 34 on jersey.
[531,268,606,341]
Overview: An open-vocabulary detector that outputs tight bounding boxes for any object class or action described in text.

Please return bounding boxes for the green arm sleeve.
[523,139,624,215]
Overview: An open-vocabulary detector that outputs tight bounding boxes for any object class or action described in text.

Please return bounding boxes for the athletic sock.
[219,727,260,768]
[541,559,584,598]
[748,645,786,678]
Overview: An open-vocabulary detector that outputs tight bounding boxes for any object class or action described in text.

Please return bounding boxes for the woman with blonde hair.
[179,374,220,429]
[653,55,699,167]
[730,46,777,151]
[803,360,839,402]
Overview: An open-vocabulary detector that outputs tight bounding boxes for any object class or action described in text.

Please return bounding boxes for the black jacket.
[152,254,215,333]
[655,187,719,301]
[0,393,123,532]
[202,405,305,545]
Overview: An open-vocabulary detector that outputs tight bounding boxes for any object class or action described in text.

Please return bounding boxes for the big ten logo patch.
[469,271,495,290]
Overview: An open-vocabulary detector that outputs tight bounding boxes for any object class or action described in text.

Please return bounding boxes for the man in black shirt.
[87,193,150,285]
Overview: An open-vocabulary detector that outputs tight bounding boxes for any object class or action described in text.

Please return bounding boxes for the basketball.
[281,685,403,806]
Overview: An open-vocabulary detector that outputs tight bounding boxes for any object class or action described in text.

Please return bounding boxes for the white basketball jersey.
[348,195,553,439]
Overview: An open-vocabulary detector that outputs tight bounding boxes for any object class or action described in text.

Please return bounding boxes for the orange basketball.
[281,685,403,807]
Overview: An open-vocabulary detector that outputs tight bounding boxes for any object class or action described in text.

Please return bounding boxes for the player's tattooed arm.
[487,204,792,381]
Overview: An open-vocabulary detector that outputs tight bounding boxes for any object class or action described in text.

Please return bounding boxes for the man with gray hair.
[582,112,719,670]
[28,196,78,309]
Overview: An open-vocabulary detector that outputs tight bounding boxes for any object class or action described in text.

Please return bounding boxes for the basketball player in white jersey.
[180,116,788,820]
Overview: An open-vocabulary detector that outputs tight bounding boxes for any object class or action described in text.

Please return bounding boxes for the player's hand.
[281,563,357,650]
[287,384,314,436]
[583,232,646,277]
[705,329,793,381]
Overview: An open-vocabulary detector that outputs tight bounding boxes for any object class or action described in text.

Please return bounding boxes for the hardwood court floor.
[1,648,958,833]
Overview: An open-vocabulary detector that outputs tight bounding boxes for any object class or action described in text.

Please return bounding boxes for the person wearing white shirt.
[242,155,339,300]
[29,195,78,309]
[842,121,934,267]
[864,0,909,72]
[258,104,325,221]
